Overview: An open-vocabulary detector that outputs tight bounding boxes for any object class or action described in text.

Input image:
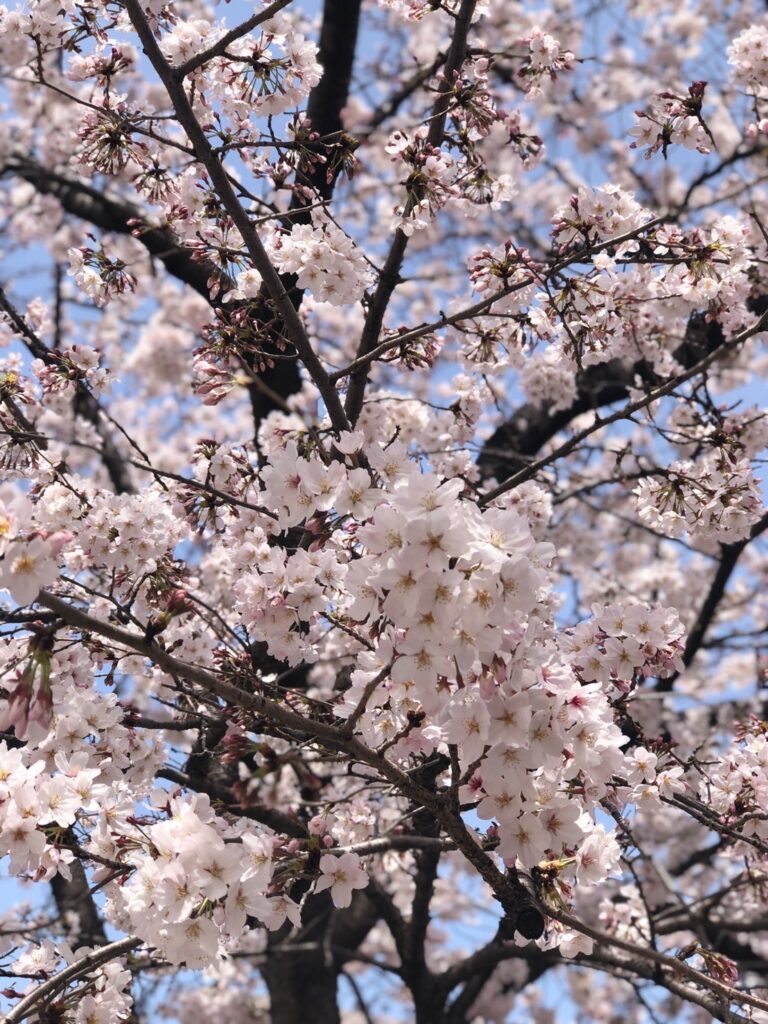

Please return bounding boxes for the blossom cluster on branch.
[0,0,767,1023]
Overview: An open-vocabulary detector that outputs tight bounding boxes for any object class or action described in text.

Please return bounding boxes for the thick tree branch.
[304,0,362,170]
[242,0,363,432]
[125,0,351,433]
[545,903,768,1017]
[438,931,556,1004]
[657,509,768,690]
[3,157,218,300]
[479,309,768,505]
[477,300,766,482]
[50,857,108,951]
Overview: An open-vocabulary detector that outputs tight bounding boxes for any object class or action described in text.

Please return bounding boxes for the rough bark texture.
[262,944,341,1024]
[50,859,108,950]
[262,890,379,1024]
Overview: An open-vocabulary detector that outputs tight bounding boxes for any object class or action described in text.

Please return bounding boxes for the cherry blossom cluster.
[2,0,768,1020]
[551,184,649,249]
[700,719,768,843]
[272,218,373,306]
[0,484,74,604]
[564,603,685,690]
[385,127,458,234]
[198,27,323,120]
[0,639,160,869]
[728,24,768,95]
[516,27,575,98]
[0,414,693,967]
[666,403,768,462]
[33,346,109,398]
[634,453,764,544]
[629,81,713,159]
[67,247,137,308]
[101,792,287,968]
[461,199,757,417]
[76,104,149,176]
[225,436,684,899]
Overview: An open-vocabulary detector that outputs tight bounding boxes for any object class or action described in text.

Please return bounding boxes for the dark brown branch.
[478,307,768,507]
[403,794,442,1022]
[477,311,729,481]
[157,766,308,837]
[244,0,363,432]
[657,508,768,691]
[344,0,478,426]
[440,931,557,1023]
[365,877,409,965]
[359,54,446,140]
[50,858,108,950]
[126,0,350,434]
[0,285,135,495]
[173,0,294,79]
[304,0,362,166]
[3,157,218,300]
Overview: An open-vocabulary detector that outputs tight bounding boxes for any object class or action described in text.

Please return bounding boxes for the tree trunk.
[261,892,341,1024]
[262,949,341,1024]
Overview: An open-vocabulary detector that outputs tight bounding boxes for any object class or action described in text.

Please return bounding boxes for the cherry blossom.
[314,852,369,909]
[0,1,767,1022]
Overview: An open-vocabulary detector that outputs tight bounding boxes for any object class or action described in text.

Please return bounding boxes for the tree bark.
[50,859,108,950]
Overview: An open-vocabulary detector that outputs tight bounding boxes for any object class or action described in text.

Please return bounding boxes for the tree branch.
[123,0,350,435]
[343,0,478,425]
[658,509,768,690]
[477,302,766,482]
[3,937,141,1024]
[3,157,218,300]
[0,284,135,495]
[479,309,768,505]
[173,0,295,79]
[545,903,768,1017]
